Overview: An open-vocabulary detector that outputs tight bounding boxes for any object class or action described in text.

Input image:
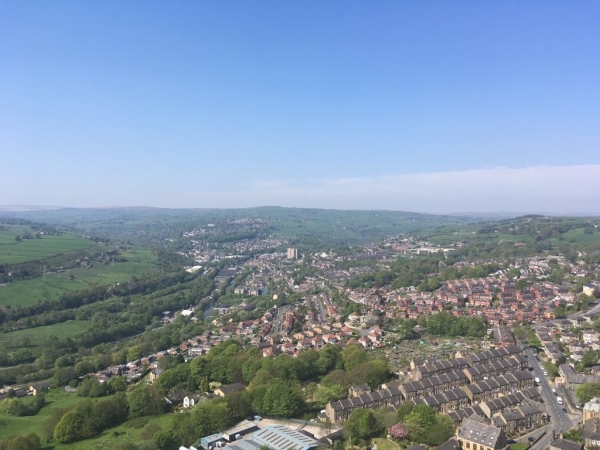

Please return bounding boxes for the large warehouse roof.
[251,426,319,450]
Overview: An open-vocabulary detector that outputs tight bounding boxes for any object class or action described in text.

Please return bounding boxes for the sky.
[1,1,599,213]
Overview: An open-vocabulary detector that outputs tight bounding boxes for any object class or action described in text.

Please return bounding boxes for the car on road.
[538,386,543,391]
[544,371,548,376]
[562,408,568,413]
[528,437,536,442]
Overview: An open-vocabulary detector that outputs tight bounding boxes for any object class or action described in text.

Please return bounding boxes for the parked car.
[528,437,536,442]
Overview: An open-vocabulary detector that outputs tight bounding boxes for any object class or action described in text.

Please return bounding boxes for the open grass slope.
[56,413,173,450]
[418,216,600,248]
[0,388,173,448]
[0,226,95,264]
[0,320,90,351]
[0,388,85,442]
[0,248,158,307]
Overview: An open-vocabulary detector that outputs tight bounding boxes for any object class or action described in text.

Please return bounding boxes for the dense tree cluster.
[53,393,130,443]
[576,383,600,404]
[2,393,45,417]
[397,404,455,446]
[0,433,41,450]
[417,311,486,338]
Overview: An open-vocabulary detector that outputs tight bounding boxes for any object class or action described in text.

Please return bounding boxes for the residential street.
[524,347,578,437]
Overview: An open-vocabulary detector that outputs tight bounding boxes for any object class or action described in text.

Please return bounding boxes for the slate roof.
[458,418,503,448]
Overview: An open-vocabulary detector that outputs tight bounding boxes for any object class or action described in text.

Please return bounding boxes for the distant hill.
[0,205,66,211]
[0,206,500,246]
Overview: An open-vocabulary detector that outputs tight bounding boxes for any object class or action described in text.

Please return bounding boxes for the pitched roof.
[457,418,503,448]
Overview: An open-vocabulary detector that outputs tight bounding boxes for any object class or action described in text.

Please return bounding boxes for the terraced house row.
[325,384,404,421]
[412,345,524,380]
[447,388,542,425]
[462,371,535,403]
[401,370,534,414]
[447,390,547,435]
[325,370,535,422]
[384,369,469,400]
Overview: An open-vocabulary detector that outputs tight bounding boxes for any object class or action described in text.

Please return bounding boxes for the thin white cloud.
[184,165,600,213]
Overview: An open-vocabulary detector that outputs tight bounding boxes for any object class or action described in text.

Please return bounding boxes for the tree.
[53,411,85,443]
[423,414,455,446]
[126,345,143,362]
[312,384,346,409]
[405,404,436,438]
[2,398,26,416]
[226,391,251,420]
[564,427,583,443]
[128,385,167,418]
[78,377,111,398]
[261,380,305,418]
[553,306,567,319]
[344,409,385,444]
[395,402,414,421]
[576,383,600,404]
[544,361,559,379]
[316,345,342,374]
[350,359,390,388]
[153,430,178,450]
[583,350,598,368]
[400,319,418,339]
[2,433,41,450]
[108,376,128,392]
[341,344,367,371]
[388,422,409,440]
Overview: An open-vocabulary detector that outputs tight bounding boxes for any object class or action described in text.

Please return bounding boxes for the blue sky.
[1,1,599,212]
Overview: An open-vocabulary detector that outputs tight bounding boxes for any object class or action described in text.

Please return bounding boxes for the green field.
[0,248,158,307]
[0,227,95,264]
[0,388,173,448]
[0,276,87,306]
[56,413,173,450]
[0,388,86,442]
[68,248,157,284]
[0,320,90,351]
[553,227,600,245]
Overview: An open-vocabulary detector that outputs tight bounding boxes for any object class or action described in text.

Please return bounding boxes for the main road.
[521,347,575,449]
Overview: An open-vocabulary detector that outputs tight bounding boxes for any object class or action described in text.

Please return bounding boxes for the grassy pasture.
[0,227,95,264]
[0,276,86,306]
[57,413,173,450]
[0,386,174,448]
[0,388,86,442]
[0,248,158,307]
[0,320,90,351]
[557,227,600,245]
[68,248,157,285]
